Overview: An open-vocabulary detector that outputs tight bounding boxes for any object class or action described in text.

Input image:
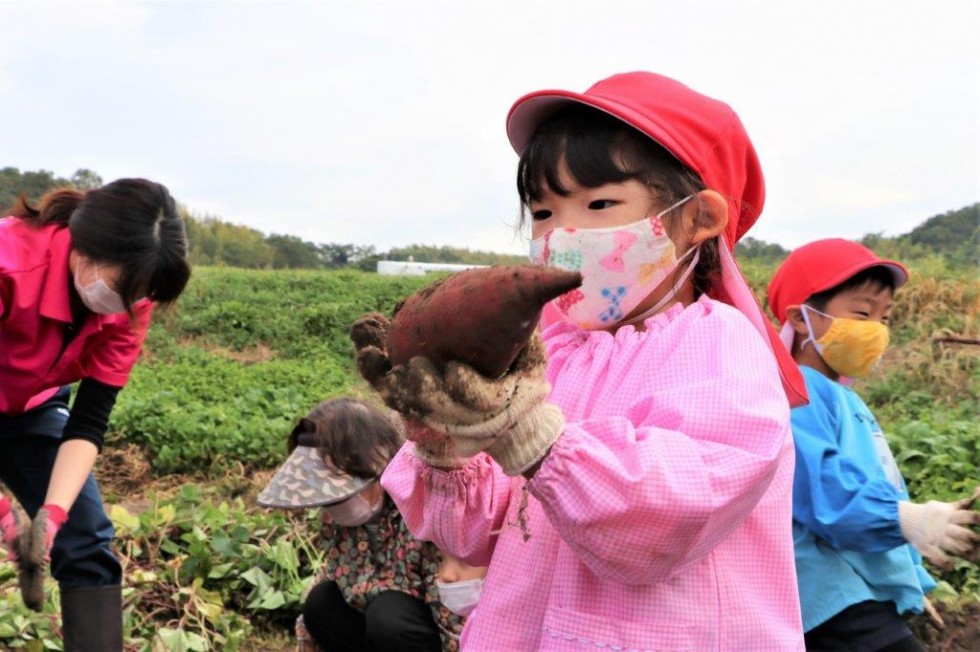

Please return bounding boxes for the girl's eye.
[531,209,552,221]
[855,311,870,319]
[588,200,616,210]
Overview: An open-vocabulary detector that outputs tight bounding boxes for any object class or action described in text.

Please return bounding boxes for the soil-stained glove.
[351,312,460,466]
[898,486,980,569]
[27,505,68,565]
[352,314,564,474]
[0,495,21,564]
[419,338,564,475]
[17,505,69,612]
[350,312,394,393]
[17,535,43,612]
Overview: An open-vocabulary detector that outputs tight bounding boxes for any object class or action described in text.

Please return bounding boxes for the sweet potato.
[385,265,582,378]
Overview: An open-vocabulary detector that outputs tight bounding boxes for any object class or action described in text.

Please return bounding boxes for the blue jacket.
[791,366,935,631]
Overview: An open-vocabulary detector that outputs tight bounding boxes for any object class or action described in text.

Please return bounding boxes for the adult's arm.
[44,378,121,511]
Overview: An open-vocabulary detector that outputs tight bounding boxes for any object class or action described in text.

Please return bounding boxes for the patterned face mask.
[801,305,890,378]
[529,196,695,329]
[72,258,127,315]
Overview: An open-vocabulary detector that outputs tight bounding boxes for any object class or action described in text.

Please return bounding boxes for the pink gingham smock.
[382,295,804,651]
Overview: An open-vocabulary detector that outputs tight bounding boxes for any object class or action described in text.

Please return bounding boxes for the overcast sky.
[2,1,977,256]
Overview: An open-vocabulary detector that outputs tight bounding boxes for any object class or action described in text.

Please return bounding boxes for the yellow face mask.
[801,305,890,378]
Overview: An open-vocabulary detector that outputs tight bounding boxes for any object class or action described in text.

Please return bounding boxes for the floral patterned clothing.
[295,497,463,651]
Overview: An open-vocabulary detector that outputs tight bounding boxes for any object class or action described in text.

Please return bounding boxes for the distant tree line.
[859,204,978,268]
[0,167,103,209]
[2,166,974,270]
[183,215,527,270]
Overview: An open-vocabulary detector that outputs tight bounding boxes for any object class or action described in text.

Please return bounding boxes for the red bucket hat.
[508,71,808,407]
[507,71,764,247]
[767,238,909,324]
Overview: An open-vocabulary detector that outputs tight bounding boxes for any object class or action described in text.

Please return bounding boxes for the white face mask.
[323,489,384,527]
[529,196,696,329]
[436,578,484,617]
[73,259,127,315]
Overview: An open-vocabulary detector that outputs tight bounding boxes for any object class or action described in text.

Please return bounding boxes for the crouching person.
[258,397,464,651]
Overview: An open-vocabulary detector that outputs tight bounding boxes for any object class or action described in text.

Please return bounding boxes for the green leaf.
[185,631,209,652]
[257,590,286,610]
[109,505,140,532]
[155,628,186,651]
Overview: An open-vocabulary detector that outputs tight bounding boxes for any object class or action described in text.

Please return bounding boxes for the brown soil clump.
[908,601,980,651]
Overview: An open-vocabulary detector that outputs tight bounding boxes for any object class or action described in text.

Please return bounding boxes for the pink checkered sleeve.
[381,446,516,566]
[530,299,789,584]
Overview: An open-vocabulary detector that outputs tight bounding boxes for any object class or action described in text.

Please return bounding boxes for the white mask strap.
[658,194,694,216]
[623,244,701,326]
[799,304,830,352]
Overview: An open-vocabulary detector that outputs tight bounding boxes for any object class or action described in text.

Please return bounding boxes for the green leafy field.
[0,264,975,650]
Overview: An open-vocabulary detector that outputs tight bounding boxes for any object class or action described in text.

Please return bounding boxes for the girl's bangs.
[518,109,637,205]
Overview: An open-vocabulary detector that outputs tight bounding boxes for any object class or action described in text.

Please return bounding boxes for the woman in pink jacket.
[0,180,190,650]
[358,72,809,650]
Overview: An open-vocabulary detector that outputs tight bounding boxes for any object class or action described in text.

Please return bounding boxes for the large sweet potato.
[385,265,581,378]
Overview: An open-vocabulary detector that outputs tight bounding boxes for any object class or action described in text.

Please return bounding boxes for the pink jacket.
[0,218,153,415]
[382,296,803,650]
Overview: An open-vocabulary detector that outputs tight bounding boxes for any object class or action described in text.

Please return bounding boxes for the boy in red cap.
[360,71,808,650]
[768,238,980,651]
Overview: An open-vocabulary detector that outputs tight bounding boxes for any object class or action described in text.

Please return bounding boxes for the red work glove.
[0,495,22,564]
[27,505,69,565]
[16,504,68,612]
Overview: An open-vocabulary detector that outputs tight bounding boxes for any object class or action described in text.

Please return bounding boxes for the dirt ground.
[908,601,980,651]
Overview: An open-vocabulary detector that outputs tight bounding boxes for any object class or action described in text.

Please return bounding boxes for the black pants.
[0,387,121,588]
[805,600,925,652]
[303,581,442,652]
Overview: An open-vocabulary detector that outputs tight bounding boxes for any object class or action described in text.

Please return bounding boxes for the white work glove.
[898,486,980,570]
[353,313,563,475]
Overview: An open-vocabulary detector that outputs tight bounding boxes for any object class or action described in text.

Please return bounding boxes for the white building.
[376,260,488,276]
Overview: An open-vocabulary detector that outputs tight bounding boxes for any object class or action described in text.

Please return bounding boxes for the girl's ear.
[687,190,729,245]
[785,305,809,336]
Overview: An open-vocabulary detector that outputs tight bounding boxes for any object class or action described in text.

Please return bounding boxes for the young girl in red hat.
[356,72,808,649]
[768,239,980,652]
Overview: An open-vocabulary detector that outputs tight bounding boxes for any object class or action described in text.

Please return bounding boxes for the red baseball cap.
[510,71,808,407]
[506,71,764,248]
[768,238,909,324]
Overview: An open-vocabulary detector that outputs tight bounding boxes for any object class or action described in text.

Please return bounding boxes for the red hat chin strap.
[714,242,808,408]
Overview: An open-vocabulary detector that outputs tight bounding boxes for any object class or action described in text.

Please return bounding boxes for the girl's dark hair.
[10,178,191,312]
[807,267,897,312]
[517,104,720,297]
[287,397,404,480]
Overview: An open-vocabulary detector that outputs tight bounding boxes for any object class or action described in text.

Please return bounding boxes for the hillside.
[2,166,975,269]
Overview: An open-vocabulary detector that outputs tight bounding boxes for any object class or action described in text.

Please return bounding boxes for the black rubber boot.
[60,584,123,651]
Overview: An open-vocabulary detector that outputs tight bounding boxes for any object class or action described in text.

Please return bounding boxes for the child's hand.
[363,332,565,476]
[405,336,564,475]
[898,486,980,569]
[350,312,394,391]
